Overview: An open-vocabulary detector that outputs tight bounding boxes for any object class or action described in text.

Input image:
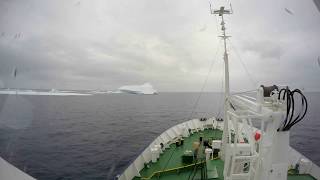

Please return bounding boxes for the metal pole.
[220,14,230,159]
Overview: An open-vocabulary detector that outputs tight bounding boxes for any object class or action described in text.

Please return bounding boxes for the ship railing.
[118,117,218,180]
[224,108,259,180]
[223,93,277,180]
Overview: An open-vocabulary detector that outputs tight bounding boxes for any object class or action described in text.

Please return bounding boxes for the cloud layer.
[0,0,319,91]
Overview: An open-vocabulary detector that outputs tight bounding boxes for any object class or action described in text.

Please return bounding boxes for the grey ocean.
[0,92,319,180]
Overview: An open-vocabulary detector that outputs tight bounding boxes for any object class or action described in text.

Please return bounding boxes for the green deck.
[133,129,316,180]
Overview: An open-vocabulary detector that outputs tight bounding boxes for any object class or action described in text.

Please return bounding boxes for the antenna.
[210,4,233,16]
[209,2,233,160]
[209,2,213,14]
[230,3,233,13]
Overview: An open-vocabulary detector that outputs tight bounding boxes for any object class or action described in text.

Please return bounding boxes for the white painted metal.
[212,140,222,150]
[0,156,36,180]
[205,148,213,161]
[299,158,312,174]
[151,148,158,163]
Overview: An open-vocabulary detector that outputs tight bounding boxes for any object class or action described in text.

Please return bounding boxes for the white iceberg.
[0,89,91,96]
[90,90,109,95]
[118,83,158,95]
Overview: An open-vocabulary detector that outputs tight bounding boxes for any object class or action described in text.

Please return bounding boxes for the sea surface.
[0,92,319,180]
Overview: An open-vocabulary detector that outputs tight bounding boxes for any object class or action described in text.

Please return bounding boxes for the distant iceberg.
[90,90,109,95]
[0,89,91,96]
[118,83,158,95]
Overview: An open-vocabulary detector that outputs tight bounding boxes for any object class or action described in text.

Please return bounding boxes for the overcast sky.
[0,0,319,92]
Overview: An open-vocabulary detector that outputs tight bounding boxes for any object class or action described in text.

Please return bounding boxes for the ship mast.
[210,5,233,158]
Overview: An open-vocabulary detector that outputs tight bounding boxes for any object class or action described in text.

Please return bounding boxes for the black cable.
[187,159,198,180]
[191,165,198,180]
[290,89,307,129]
[161,147,176,173]
[278,87,308,131]
[278,87,291,131]
[278,88,286,99]
[285,89,300,131]
[286,89,295,130]
[282,88,292,131]
[285,89,308,130]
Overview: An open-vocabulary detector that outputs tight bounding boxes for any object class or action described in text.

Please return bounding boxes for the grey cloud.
[240,40,285,59]
[0,0,319,92]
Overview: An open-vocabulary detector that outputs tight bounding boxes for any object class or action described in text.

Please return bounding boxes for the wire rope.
[228,39,258,88]
[184,39,222,121]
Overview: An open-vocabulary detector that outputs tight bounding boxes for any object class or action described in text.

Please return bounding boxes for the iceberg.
[0,89,91,96]
[90,90,109,95]
[118,83,158,95]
